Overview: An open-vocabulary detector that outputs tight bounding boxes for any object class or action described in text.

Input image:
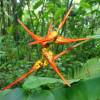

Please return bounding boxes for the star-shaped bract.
[0,5,90,91]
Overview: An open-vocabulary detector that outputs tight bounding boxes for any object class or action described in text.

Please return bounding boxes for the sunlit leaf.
[22,76,79,90]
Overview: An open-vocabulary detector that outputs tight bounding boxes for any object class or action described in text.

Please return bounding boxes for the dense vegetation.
[0,0,100,100]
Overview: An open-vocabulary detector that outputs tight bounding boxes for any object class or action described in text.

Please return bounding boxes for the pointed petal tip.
[64,80,71,87]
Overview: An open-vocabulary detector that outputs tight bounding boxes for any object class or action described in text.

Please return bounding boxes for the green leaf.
[81,58,100,79]
[27,77,100,100]
[0,88,24,100]
[72,58,100,80]
[22,76,79,90]
[27,90,55,100]
[51,77,100,100]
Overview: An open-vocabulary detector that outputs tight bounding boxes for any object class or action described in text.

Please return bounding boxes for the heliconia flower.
[18,6,74,46]
[0,4,91,92]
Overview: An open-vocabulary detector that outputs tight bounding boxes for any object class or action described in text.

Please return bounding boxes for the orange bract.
[55,36,89,44]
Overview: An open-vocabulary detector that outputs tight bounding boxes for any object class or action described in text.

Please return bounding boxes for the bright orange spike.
[29,31,58,46]
[58,6,73,30]
[0,67,36,91]
[42,48,70,86]
[18,19,42,41]
[55,36,90,44]
[29,41,46,46]
[0,60,44,92]
[49,61,70,86]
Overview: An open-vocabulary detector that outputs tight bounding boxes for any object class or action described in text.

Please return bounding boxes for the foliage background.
[0,0,100,99]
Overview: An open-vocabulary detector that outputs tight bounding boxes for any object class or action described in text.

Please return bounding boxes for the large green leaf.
[51,77,100,100]
[0,77,100,100]
[80,58,100,79]
[27,77,100,100]
[22,76,79,90]
[27,90,55,100]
